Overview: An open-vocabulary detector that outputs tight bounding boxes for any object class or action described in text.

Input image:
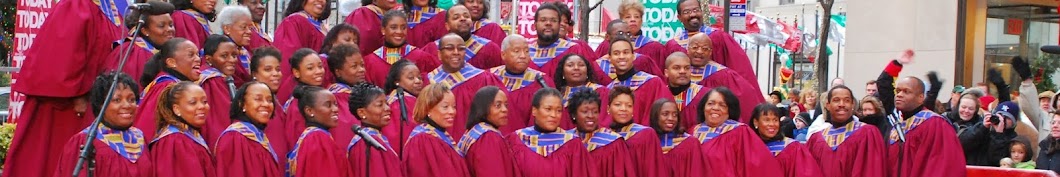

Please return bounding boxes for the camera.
[987,114,1001,125]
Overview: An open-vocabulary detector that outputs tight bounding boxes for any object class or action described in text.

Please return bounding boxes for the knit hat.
[993,101,1021,121]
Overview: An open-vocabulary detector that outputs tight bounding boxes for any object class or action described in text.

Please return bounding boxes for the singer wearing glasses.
[326,44,368,147]
[218,5,256,86]
[403,84,471,177]
[424,34,506,140]
[805,86,884,177]
[346,83,403,177]
[149,81,215,177]
[488,35,550,134]
[285,86,350,177]
[382,59,423,154]
[420,5,504,70]
[214,82,283,177]
[600,37,670,125]
[135,38,203,140]
[199,34,243,145]
[457,86,520,177]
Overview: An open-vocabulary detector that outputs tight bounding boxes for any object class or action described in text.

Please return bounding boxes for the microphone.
[225,76,237,98]
[887,110,907,143]
[1042,45,1060,55]
[352,125,387,151]
[396,87,409,122]
[536,75,549,88]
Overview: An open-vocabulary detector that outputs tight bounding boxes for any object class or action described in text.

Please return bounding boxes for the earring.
[310,114,315,118]
[242,109,246,112]
[176,113,181,117]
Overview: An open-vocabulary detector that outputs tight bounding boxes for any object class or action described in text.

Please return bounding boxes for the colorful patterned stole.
[675,84,704,110]
[84,123,145,162]
[456,122,500,156]
[661,132,691,154]
[328,82,352,94]
[131,37,158,54]
[407,123,457,150]
[386,90,414,105]
[597,54,644,79]
[607,71,657,90]
[181,10,212,34]
[293,11,327,34]
[95,0,123,26]
[633,34,653,49]
[889,110,939,144]
[490,66,544,91]
[349,126,397,155]
[373,45,417,64]
[562,83,602,106]
[692,120,742,143]
[472,20,493,32]
[224,36,252,71]
[142,74,179,99]
[529,39,573,67]
[823,121,864,151]
[407,6,441,28]
[197,67,224,84]
[153,123,208,151]
[367,5,386,19]
[616,123,649,140]
[570,128,621,152]
[671,26,716,48]
[462,35,492,61]
[252,23,273,42]
[220,121,279,162]
[765,138,795,156]
[286,127,331,177]
[691,62,725,84]
[427,65,485,88]
[515,127,575,156]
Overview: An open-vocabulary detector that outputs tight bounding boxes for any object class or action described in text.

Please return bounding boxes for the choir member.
[344,0,399,54]
[601,37,671,125]
[107,2,175,83]
[460,0,506,44]
[528,3,608,84]
[607,86,666,177]
[135,38,203,140]
[53,72,155,177]
[285,86,351,177]
[555,54,607,107]
[199,34,242,146]
[239,0,273,50]
[364,11,436,86]
[648,99,705,177]
[281,49,328,151]
[600,1,667,70]
[424,34,507,139]
[685,33,762,123]
[664,52,709,130]
[806,86,885,177]
[149,81,216,177]
[3,0,126,173]
[490,35,552,133]
[171,0,215,47]
[249,47,291,163]
[457,86,521,177]
[217,5,256,86]
[214,82,284,177]
[403,84,472,177]
[551,1,588,47]
[420,5,504,69]
[750,104,822,177]
[346,83,403,177]
[382,59,423,155]
[568,89,636,177]
[508,88,593,177]
[274,0,330,102]
[318,24,361,87]
[326,44,367,147]
[691,87,783,177]
[596,20,662,76]
[667,0,762,97]
[402,0,449,47]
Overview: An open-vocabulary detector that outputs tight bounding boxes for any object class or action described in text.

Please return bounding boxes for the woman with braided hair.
[148,81,215,177]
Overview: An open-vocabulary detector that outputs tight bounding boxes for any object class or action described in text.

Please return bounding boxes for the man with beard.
[423,33,507,139]
[461,0,507,43]
[596,20,662,76]
[663,52,710,130]
[598,0,668,70]
[362,10,435,87]
[806,85,886,177]
[666,0,761,97]
[687,33,763,123]
[240,0,273,50]
[488,34,554,134]
[528,2,610,85]
[420,5,505,69]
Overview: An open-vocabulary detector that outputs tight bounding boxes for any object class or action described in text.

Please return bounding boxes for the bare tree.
[578,0,606,40]
[815,0,834,90]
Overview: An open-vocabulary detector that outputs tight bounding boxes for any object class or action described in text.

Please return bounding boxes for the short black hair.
[609,35,634,53]
[90,71,141,115]
[458,0,490,20]
[552,2,573,25]
[326,44,361,74]
[532,88,563,108]
[466,86,503,129]
[382,10,408,27]
[553,54,597,90]
[230,81,272,121]
[649,98,685,135]
[250,46,282,74]
[608,86,634,104]
[697,87,740,123]
[827,85,855,101]
[385,59,417,93]
[288,48,318,72]
[566,89,601,119]
[124,1,175,30]
[750,103,784,142]
[402,0,439,13]
[534,2,561,21]
[283,0,331,20]
[675,0,698,10]
[606,19,626,34]
[203,34,232,56]
[348,83,386,121]
[172,0,216,19]
[142,38,192,86]
[321,24,361,53]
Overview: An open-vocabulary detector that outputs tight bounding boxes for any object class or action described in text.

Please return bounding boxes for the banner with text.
[516,0,573,38]
[9,0,55,123]
[640,0,683,43]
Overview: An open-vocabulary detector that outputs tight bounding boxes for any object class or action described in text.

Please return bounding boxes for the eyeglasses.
[680,8,702,15]
[440,46,467,52]
[537,18,559,24]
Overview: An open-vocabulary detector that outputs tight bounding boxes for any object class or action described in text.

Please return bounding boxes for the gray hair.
[217,5,252,26]
[501,34,527,51]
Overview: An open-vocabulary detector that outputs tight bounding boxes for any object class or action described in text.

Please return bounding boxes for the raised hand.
[897,49,915,65]
[1011,56,1032,80]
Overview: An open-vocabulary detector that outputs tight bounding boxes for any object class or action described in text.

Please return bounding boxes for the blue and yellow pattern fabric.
[562,83,602,106]
[407,123,457,150]
[515,127,575,156]
[181,10,212,34]
[348,126,397,156]
[823,121,864,151]
[84,123,145,162]
[197,67,224,85]
[294,11,326,34]
[95,0,123,26]
[661,132,691,154]
[132,37,158,54]
[766,138,794,156]
[427,65,485,88]
[373,45,417,64]
[153,123,208,150]
[529,39,572,67]
[286,127,331,177]
[675,84,704,110]
[569,128,621,152]
[456,122,499,156]
[143,74,179,99]
[328,82,352,95]
[616,123,649,140]
[219,121,279,162]
[490,66,544,91]
[607,71,657,90]
[407,6,441,28]
[692,120,742,143]
[889,110,939,144]
[670,26,716,48]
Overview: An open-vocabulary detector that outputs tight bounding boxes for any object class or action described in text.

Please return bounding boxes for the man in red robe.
[806,86,886,177]
[363,10,436,87]
[595,19,667,71]
[687,33,763,123]
[461,0,506,43]
[596,20,662,76]
[490,34,553,134]
[344,1,396,54]
[666,0,762,97]
[423,34,507,139]
[420,5,504,70]
[240,0,273,50]
[527,3,610,85]
[599,38,671,125]
[664,52,710,130]
[2,0,125,175]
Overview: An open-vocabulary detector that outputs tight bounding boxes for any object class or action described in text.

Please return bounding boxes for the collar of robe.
[424,117,447,132]
[615,68,639,82]
[609,120,634,132]
[163,68,191,82]
[669,83,692,96]
[828,115,856,128]
[304,121,330,131]
[235,116,268,130]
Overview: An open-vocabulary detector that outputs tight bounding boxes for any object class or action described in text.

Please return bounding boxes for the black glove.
[988,69,1006,87]
[927,71,944,93]
[1011,56,1032,80]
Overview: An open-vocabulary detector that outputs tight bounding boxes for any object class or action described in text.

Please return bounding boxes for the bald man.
[666,0,761,97]
[489,34,559,133]
[663,52,710,130]
[595,20,663,76]
[420,5,505,70]
[424,33,507,140]
[687,33,764,123]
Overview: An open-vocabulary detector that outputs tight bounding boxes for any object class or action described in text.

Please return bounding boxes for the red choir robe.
[265,99,291,167]
[229,37,255,87]
[615,124,667,177]
[665,26,763,98]
[806,120,885,177]
[273,11,327,102]
[214,121,284,177]
[4,0,124,175]
[696,62,764,123]
[199,67,235,147]
[134,73,182,140]
[691,120,784,177]
[489,66,553,134]
[345,5,387,55]
[383,90,418,156]
[598,54,663,77]
[886,110,966,177]
[674,84,709,130]
[456,123,521,177]
[403,123,472,177]
[283,98,308,151]
[347,127,403,177]
[406,6,449,47]
[424,65,507,139]
[661,132,706,177]
[559,83,608,130]
[472,20,507,44]
[149,124,216,177]
[528,38,610,85]
[285,127,350,177]
[327,82,361,147]
[173,9,212,47]
[362,45,436,87]
[106,37,157,83]
[54,125,155,177]
[572,128,636,177]
[598,65,672,125]
[247,23,274,51]
[507,127,594,177]
[420,35,505,69]
[768,138,823,177]
[593,35,669,71]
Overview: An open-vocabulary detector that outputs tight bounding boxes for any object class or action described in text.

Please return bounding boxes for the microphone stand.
[358,126,371,177]
[887,110,907,177]
[396,87,408,158]
[72,11,147,177]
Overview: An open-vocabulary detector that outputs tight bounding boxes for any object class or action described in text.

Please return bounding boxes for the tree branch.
[589,0,605,11]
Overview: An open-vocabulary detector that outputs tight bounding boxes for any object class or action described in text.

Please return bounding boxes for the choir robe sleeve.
[638,42,669,72]
[201,77,234,147]
[627,130,667,177]
[680,89,710,130]
[284,100,307,150]
[330,92,360,147]
[383,96,417,154]
[465,132,522,177]
[134,80,177,139]
[345,7,385,54]
[150,135,217,177]
[362,54,392,87]
[806,125,885,177]
[54,132,156,177]
[588,139,636,177]
[708,32,762,96]
[445,74,508,139]
[700,126,784,177]
[631,78,674,125]
[634,55,664,81]
[402,134,472,177]
[502,79,554,134]
[172,11,209,47]
[290,132,350,177]
[248,29,273,51]
[887,117,966,177]
[104,43,154,83]
[665,139,706,177]
[407,12,448,47]
[265,100,291,165]
[593,40,609,60]
[474,23,508,44]
[468,42,504,69]
[775,142,823,177]
[700,69,764,124]
[213,131,284,177]
[505,136,594,177]
[347,139,404,177]
[273,15,326,60]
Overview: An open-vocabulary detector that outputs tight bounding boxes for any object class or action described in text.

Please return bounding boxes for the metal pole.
[723,0,731,32]
[489,0,500,21]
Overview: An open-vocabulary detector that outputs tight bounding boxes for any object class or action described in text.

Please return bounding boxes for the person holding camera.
[961,100,1021,166]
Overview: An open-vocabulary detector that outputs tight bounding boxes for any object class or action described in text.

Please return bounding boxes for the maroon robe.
[199,67,234,147]
[806,120,885,177]
[273,11,327,102]
[489,66,553,134]
[616,124,666,177]
[601,70,672,126]
[597,54,663,77]
[327,83,361,147]
[559,84,607,130]
[403,124,472,177]
[665,27,762,98]
[691,120,784,177]
[4,0,124,175]
[697,62,764,123]
[345,5,387,55]
[594,36,669,71]
[472,20,507,44]
[276,56,332,103]
[283,98,307,150]
[383,91,418,156]
[457,123,521,177]
[173,9,211,47]
[214,121,284,177]
[675,84,709,130]
[529,38,610,85]
[362,45,435,87]
[572,128,636,177]
[106,37,157,83]
[134,73,182,140]
[506,127,594,177]
[53,126,155,177]
[769,138,823,177]
[886,110,966,177]
[424,65,507,139]
[347,127,403,177]
[660,132,706,177]
[149,124,216,177]
[265,99,291,167]
[247,24,274,51]
[286,127,350,177]
[420,35,504,69]
[405,6,449,47]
